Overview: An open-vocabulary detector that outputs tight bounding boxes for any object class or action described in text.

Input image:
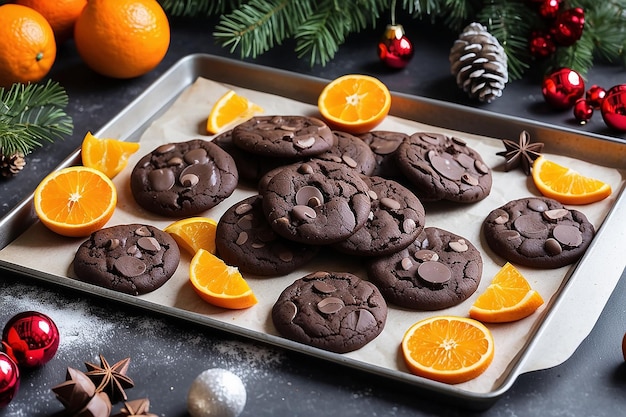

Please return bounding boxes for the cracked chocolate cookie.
[130,139,238,217]
[482,197,595,268]
[367,227,482,310]
[272,271,387,353]
[395,132,492,203]
[261,160,372,245]
[215,195,320,276]
[333,176,426,256]
[312,131,377,176]
[358,130,408,179]
[231,115,335,158]
[73,224,180,296]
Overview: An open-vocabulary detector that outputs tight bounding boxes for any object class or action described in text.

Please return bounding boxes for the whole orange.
[15,0,87,43]
[0,4,56,88]
[74,0,170,79]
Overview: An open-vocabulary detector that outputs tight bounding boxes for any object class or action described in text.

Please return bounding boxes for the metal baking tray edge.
[1,53,625,410]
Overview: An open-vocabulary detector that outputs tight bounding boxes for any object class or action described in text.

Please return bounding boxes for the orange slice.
[34,166,117,237]
[401,316,494,384]
[469,262,544,323]
[189,249,258,309]
[317,74,392,134]
[531,156,612,205]
[164,217,218,256]
[206,90,264,135]
[81,131,140,179]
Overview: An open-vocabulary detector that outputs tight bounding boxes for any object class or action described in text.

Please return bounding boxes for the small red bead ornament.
[529,31,556,58]
[585,85,606,108]
[378,24,414,69]
[0,352,19,407]
[538,0,561,20]
[601,84,626,132]
[542,67,585,109]
[552,7,585,46]
[573,98,593,124]
[2,311,59,368]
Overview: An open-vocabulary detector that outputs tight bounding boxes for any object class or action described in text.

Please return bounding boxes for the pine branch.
[478,0,535,81]
[0,81,73,156]
[158,0,240,16]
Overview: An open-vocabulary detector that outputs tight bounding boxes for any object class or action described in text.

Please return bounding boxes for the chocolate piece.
[496,130,544,175]
[84,355,134,403]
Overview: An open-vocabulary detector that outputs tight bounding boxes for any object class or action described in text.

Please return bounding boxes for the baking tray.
[1,54,625,409]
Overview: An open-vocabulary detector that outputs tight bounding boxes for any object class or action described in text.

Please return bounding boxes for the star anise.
[496,130,544,175]
[112,398,158,417]
[84,354,134,403]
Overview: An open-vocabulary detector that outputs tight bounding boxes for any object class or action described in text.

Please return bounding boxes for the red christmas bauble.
[586,85,606,108]
[378,24,414,69]
[0,352,19,407]
[552,7,585,46]
[542,67,585,110]
[573,98,593,124]
[2,311,59,368]
[601,85,626,131]
[539,0,561,19]
[529,31,556,58]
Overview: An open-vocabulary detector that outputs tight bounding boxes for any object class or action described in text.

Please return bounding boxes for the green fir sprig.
[160,0,626,80]
[0,81,73,156]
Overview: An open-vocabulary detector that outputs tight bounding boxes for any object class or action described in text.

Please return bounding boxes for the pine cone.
[449,22,508,103]
[0,152,26,178]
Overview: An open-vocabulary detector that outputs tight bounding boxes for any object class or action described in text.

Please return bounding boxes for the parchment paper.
[1,77,624,394]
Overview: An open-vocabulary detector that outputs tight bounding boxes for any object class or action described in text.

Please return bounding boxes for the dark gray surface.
[1,16,626,416]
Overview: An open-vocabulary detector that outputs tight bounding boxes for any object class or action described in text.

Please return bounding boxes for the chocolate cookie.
[367,227,482,310]
[73,224,180,296]
[333,176,426,256]
[482,197,595,268]
[395,132,492,203]
[215,195,320,276]
[130,139,238,217]
[213,129,293,185]
[272,271,387,353]
[232,115,335,158]
[358,130,408,179]
[261,160,372,245]
[312,131,377,176]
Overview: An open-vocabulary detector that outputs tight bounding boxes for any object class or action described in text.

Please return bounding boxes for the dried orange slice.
[164,217,218,256]
[532,156,612,205]
[81,131,140,179]
[401,316,494,384]
[206,90,264,135]
[34,166,117,237]
[469,262,544,323]
[317,74,391,134]
[189,249,258,309]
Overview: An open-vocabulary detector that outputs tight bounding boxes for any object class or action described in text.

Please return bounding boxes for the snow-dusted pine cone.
[0,152,26,178]
[449,22,508,103]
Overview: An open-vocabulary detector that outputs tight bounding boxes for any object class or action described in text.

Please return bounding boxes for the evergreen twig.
[0,81,73,156]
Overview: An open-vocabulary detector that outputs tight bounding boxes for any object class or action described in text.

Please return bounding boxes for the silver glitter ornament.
[187,368,247,417]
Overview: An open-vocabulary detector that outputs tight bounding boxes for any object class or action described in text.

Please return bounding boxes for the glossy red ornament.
[2,311,59,368]
[378,24,414,69]
[0,352,19,407]
[529,31,556,58]
[573,98,593,124]
[542,67,585,110]
[601,85,626,131]
[585,85,606,108]
[539,0,561,19]
[552,7,585,46]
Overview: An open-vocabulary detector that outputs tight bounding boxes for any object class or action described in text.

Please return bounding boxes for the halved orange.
[317,74,392,134]
[189,249,258,309]
[401,316,494,384]
[81,131,140,179]
[34,166,117,237]
[532,156,612,205]
[206,90,264,135]
[469,263,544,323]
[164,217,218,256]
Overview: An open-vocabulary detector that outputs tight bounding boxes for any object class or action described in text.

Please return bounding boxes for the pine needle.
[0,81,73,156]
